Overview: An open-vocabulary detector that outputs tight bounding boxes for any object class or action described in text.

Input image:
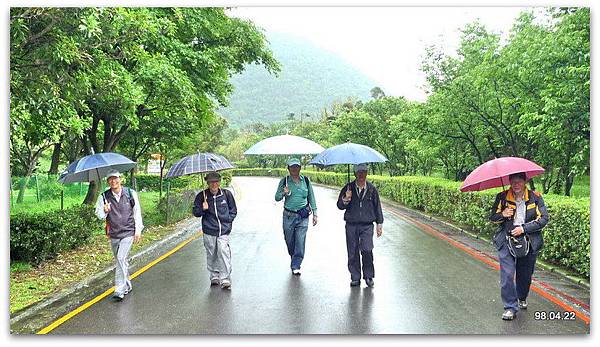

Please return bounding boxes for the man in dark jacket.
[337,163,384,288]
[193,172,237,289]
[490,172,549,320]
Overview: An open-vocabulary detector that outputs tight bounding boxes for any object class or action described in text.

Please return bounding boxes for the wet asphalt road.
[50,177,589,334]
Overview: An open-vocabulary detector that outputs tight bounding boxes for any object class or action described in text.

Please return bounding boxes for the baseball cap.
[287,158,301,167]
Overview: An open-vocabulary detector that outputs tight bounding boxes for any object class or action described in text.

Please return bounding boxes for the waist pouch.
[507,234,530,258]
[285,204,311,219]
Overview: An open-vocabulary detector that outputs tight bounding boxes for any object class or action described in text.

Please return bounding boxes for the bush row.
[10,205,103,264]
[232,168,590,278]
[134,172,232,192]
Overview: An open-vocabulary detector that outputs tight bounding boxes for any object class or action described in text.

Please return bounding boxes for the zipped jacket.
[193,188,237,236]
[489,188,548,254]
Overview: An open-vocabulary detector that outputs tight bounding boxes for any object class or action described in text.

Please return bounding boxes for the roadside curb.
[10,217,201,334]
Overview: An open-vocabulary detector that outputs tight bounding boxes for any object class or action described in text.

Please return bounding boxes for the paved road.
[50,177,589,334]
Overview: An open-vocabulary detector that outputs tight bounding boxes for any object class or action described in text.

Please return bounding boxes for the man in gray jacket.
[337,164,384,288]
[95,170,144,301]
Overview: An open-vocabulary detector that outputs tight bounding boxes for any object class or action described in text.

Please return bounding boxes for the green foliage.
[135,172,232,192]
[233,169,590,277]
[221,32,374,127]
[11,7,280,204]
[10,205,103,264]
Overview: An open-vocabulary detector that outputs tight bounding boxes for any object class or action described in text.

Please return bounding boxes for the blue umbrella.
[58,152,137,184]
[309,142,388,181]
[166,153,234,178]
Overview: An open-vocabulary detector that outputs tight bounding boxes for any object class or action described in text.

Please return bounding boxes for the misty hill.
[219,32,376,127]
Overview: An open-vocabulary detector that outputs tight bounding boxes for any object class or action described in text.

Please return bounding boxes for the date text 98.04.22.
[534,311,576,320]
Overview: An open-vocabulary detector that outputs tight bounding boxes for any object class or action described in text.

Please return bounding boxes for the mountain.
[219,32,376,127]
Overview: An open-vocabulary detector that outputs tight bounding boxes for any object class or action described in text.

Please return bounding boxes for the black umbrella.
[166,153,235,178]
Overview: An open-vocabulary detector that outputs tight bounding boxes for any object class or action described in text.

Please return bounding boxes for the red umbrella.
[460,157,545,192]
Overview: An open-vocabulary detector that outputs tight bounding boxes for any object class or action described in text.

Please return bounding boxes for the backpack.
[103,187,136,209]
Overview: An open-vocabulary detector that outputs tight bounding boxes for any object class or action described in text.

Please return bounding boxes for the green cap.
[287,158,301,167]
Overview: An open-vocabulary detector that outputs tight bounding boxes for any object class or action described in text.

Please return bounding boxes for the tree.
[370,86,385,99]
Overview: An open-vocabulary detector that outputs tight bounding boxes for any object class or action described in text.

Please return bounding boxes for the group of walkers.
[95,161,548,321]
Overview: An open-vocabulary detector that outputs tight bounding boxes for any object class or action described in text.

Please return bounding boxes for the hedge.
[135,171,232,192]
[232,168,590,278]
[10,205,103,264]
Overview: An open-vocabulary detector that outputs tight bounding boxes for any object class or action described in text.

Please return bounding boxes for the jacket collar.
[506,188,529,203]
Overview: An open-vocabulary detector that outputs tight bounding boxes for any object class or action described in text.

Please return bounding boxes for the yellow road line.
[37,232,202,334]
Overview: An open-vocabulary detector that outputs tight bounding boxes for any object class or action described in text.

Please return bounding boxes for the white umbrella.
[244,135,325,155]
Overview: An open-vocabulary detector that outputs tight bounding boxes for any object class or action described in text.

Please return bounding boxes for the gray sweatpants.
[110,236,134,295]
[203,234,232,282]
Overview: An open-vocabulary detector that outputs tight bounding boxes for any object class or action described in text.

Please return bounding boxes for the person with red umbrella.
[490,172,549,320]
[461,158,549,321]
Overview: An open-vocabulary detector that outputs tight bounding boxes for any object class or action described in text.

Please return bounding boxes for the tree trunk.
[564,174,575,196]
[83,180,100,205]
[16,176,30,203]
[16,164,36,203]
[48,142,62,175]
[131,166,138,191]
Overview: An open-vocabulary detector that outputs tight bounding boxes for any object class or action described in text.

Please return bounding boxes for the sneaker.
[112,293,125,301]
[292,269,301,276]
[502,309,515,320]
[518,299,528,309]
[365,278,375,287]
[210,278,220,286]
[124,287,132,295]
[350,280,360,287]
[221,280,231,290]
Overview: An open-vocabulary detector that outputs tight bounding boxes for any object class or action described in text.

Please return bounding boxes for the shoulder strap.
[304,175,312,206]
[124,187,135,208]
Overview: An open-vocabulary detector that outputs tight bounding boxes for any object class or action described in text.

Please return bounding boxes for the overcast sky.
[229,7,531,101]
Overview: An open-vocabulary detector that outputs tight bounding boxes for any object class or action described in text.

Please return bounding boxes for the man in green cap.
[275,158,318,276]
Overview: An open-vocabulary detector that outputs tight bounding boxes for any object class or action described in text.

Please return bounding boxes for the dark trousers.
[498,242,538,312]
[345,223,375,281]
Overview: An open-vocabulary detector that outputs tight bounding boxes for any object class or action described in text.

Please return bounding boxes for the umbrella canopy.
[244,135,325,155]
[166,153,235,179]
[309,142,388,167]
[459,157,545,192]
[58,153,137,184]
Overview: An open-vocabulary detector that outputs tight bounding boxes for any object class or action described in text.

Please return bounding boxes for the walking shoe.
[112,293,125,301]
[502,309,516,320]
[124,287,132,295]
[365,278,375,287]
[221,280,231,290]
[350,280,360,287]
[210,278,220,286]
[518,299,528,309]
[292,269,301,276]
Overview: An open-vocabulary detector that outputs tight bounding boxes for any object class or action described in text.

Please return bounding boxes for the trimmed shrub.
[10,205,103,264]
[135,172,232,192]
[232,168,590,278]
